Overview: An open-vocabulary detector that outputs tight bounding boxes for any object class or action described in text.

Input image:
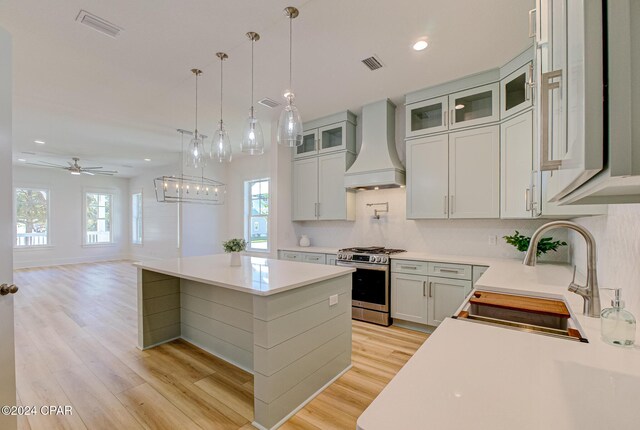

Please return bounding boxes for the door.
[294,129,318,159]
[0,27,17,430]
[292,157,318,221]
[449,126,500,218]
[318,123,346,154]
[427,277,472,327]
[390,273,428,324]
[317,152,346,220]
[405,95,449,137]
[406,135,449,219]
[501,62,533,119]
[501,111,534,218]
[448,83,500,130]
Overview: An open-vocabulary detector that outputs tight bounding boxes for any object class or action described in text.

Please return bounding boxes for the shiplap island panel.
[134,254,354,430]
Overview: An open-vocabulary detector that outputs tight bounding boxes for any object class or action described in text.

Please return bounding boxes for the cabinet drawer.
[279,251,302,262]
[326,254,337,266]
[301,252,326,264]
[427,262,472,280]
[391,260,428,275]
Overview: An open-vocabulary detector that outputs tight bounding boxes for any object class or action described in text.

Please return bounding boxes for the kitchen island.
[134,254,355,430]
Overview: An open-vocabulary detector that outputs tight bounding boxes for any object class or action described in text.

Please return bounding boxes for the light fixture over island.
[134,254,354,430]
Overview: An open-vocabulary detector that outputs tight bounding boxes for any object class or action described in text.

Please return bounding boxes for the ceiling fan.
[27,157,119,176]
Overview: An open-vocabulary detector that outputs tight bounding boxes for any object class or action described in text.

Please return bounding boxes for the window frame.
[13,186,51,249]
[82,188,116,247]
[245,178,270,253]
[131,191,143,246]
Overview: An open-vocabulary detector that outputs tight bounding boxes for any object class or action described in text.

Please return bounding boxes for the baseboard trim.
[14,255,131,270]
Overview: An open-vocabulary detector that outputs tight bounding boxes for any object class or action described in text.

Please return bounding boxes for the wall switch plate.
[329,294,338,306]
[489,235,497,245]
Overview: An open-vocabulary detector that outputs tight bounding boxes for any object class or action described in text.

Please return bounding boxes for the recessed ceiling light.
[455,104,465,110]
[34,140,45,144]
[17,158,26,162]
[412,40,428,51]
[144,158,151,162]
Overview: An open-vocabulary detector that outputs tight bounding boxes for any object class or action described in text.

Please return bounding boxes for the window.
[131,192,143,245]
[15,188,49,247]
[85,192,113,244]
[246,179,269,251]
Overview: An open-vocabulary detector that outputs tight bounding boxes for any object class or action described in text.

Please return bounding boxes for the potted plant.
[503,230,567,258]
[223,238,247,267]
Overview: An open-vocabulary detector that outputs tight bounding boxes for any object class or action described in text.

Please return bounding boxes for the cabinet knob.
[0,284,19,296]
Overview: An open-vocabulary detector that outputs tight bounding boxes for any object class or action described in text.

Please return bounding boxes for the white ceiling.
[0,0,533,177]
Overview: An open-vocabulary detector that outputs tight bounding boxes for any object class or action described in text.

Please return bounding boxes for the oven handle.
[336,261,389,272]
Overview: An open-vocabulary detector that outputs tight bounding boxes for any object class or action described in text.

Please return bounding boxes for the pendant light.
[211,52,233,163]
[277,7,303,147]
[241,32,264,155]
[184,68,207,168]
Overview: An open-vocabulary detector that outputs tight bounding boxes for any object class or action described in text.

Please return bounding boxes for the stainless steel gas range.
[336,246,405,326]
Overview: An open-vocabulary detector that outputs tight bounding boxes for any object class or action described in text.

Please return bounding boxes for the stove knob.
[347,254,352,260]
[382,257,388,263]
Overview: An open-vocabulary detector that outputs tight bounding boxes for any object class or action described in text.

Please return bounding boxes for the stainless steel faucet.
[523,220,601,318]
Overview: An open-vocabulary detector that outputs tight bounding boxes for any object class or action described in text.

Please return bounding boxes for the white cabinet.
[326,254,337,266]
[501,111,534,219]
[278,250,335,266]
[448,83,500,130]
[294,111,356,159]
[292,152,356,221]
[391,273,428,324]
[449,126,500,218]
[406,135,449,219]
[500,62,533,119]
[406,125,499,219]
[472,266,488,286]
[301,253,326,264]
[294,130,318,159]
[405,95,449,138]
[279,251,302,262]
[427,277,472,327]
[318,123,348,154]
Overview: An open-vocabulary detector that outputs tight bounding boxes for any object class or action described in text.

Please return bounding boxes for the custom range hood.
[345,99,405,189]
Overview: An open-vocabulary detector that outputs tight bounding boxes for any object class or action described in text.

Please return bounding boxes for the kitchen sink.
[456,290,588,342]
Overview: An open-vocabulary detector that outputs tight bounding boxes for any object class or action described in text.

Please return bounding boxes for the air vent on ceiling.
[361,55,383,71]
[75,10,122,38]
[258,98,280,108]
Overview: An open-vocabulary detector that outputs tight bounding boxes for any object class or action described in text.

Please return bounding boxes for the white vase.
[299,235,311,247]
[230,252,241,267]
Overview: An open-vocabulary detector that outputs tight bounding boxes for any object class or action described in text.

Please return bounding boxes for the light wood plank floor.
[13,261,428,430]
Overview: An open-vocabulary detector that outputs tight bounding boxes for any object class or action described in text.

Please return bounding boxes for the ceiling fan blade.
[81,171,95,176]
[25,162,68,169]
[94,171,115,176]
[82,166,104,170]
[96,170,118,174]
[34,161,68,168]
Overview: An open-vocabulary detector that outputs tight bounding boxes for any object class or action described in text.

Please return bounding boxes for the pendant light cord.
[220,57,224,127]
[251,39,255,113]
[195,72,198,135]
[289,15,293,97]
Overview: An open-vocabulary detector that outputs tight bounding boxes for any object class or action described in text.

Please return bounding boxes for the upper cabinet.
[500,62,533,119]
[294,111,356,159]
[406,96,449,138]
[448,83,499,130]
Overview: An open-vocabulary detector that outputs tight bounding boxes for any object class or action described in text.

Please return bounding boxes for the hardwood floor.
[13,261,428,430]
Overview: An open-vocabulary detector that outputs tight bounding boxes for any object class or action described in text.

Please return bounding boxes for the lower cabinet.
[391,261,473,327]
[278,250,334,266]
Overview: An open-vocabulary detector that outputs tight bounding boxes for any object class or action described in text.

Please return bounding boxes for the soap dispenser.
[601,288,636,347]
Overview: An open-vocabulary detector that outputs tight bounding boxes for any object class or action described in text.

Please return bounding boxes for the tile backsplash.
[292,188,569,262]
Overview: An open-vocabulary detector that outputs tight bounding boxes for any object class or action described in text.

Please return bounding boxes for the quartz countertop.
[278,246,341,254]
[134,254,354,296]
[390,251,506,266]
[357,259,640,430]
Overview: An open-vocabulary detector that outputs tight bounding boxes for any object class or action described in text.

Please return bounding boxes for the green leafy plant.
[503,230,567,257]
[222,238,247,253]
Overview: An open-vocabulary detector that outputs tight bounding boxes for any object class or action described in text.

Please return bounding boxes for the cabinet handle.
[450,195,454,214]
[525,187,532,211]
[400,265,418,270]
[438,268,460,274]
[450,109,455,125]
[428,282,433,298]
[444,110,448,127]
[540,70,563,171]
[525,63,535,101]
[530,171,538,215]
[423,280,426,297]
[528,9,536,38]
[444,195,448,215]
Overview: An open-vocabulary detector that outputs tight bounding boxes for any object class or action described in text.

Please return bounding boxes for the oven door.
[337,261,389,312]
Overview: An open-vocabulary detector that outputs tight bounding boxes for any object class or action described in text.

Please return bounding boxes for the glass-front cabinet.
[501,62,533,118]
[318,123,346,154]
[294,129,318,159]
[405,95,449,138]
[448,83,499,130]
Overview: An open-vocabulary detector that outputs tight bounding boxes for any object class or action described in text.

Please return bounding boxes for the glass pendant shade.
[242,109,264,155]
[212,122,232,163]
[184,134,206,168]
[277,97,303,147]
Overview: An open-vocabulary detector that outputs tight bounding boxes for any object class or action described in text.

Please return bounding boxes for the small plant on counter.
[503,230,567,257]
[222,238,247,253]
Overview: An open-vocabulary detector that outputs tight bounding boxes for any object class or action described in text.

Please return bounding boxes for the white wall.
[13,165,129,268]
[571,204,640,320]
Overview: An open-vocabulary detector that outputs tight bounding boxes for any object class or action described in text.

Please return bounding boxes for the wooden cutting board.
[469,291,571,318]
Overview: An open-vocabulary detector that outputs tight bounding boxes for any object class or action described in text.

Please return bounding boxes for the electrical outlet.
[329,294,338,306]
[489,235,497,245]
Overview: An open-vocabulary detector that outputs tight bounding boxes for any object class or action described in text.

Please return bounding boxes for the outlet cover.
[489,235,497,245]
[329,294,339,306]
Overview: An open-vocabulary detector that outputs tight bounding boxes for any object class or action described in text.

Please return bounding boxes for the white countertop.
[134,254,354,296]
[357,260,640,430]
[390,251,505,266]
[278,246,340,254]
